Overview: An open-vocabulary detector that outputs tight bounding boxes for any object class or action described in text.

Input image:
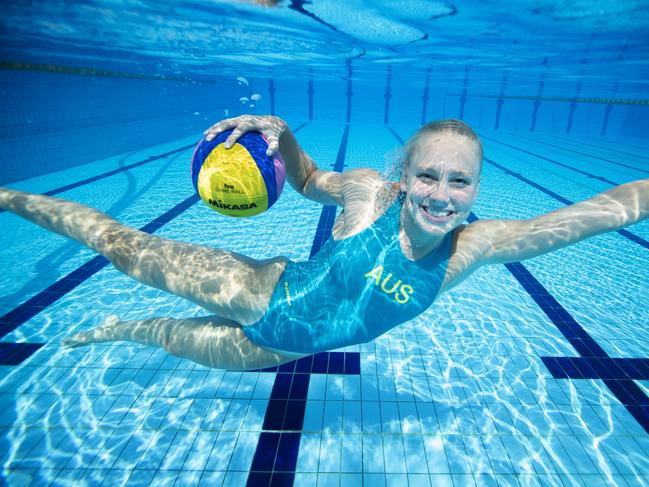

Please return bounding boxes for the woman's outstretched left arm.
[472,178,649,265]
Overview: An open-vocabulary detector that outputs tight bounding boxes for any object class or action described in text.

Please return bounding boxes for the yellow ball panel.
[197,143,269,217]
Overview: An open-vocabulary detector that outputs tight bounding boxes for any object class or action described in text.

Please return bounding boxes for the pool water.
[1,1,649,486]
[1,120,648,486]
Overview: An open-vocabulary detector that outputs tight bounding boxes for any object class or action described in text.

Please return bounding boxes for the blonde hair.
[388,119,483,181]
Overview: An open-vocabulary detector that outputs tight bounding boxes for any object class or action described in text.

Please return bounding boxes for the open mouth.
[420,205,456,222]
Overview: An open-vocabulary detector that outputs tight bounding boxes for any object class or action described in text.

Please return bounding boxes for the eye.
[418,173,437,181]
[451,177,469,186]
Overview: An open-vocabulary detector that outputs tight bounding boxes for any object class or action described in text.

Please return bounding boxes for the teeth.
[423,207,452,217]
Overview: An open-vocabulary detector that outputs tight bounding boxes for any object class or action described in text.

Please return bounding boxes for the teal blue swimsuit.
[243,193,455,354]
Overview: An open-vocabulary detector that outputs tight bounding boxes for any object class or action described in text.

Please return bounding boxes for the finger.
[224,127,246,149]
[205,126,223,142]
[204,119,237,141]
[205,123,231,141]
[266,139,280,157]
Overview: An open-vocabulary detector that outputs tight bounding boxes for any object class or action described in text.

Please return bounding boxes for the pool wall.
[1,64,648,185]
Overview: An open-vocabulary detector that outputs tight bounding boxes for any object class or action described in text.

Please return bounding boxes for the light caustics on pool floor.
[0,122,648,486]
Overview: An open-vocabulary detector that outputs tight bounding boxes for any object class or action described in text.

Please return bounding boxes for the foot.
[62,314,121,348]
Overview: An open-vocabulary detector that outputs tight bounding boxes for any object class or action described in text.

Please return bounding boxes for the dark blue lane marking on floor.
[387,126,404,145]
[481,134,621,186]
[247,124,355,487]
[0,342,44,365]
[0,143,195,215]
[246,352,361,486]
[310,124,350,257]
[484,156,649,250]
[389,126,649,434]
[0,194,200,341]
[601,138,649,154]
[310,207,337,260]
[308,80,315,121]
[548,134,649,160]
[384,66,392,124]
[0,123,310,366]
[292,122,308,133]
[522,133,649,168]
[542,357,649,380]
[508,133,649,175]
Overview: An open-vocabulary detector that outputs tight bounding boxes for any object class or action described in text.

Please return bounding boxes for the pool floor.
[1,121,648,486]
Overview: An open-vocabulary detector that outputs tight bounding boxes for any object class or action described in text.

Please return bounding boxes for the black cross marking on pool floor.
[504,259,649,433]
[245,124,359,486]
[244,352,360,486]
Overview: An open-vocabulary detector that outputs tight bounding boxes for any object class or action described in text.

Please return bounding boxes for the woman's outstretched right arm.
[203,115,344,206]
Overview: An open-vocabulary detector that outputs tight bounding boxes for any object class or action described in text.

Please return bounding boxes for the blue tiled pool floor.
[1,122,648,486]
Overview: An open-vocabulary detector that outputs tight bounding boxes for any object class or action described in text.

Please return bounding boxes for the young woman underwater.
[1,115,647,370]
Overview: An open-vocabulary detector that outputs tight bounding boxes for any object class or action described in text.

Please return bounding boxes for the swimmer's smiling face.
[401,131,482,239]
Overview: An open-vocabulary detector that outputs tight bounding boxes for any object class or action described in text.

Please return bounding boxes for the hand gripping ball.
[191,130,286,217]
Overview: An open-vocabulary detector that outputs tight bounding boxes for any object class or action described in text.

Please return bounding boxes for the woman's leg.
[64,314,307,370]
[0,188,287,324]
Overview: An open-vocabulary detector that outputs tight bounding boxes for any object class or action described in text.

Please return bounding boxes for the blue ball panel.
[191,130,231,192]
[235,132,278,207]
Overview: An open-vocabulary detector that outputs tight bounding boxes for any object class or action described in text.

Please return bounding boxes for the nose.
[426,181,450,207]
